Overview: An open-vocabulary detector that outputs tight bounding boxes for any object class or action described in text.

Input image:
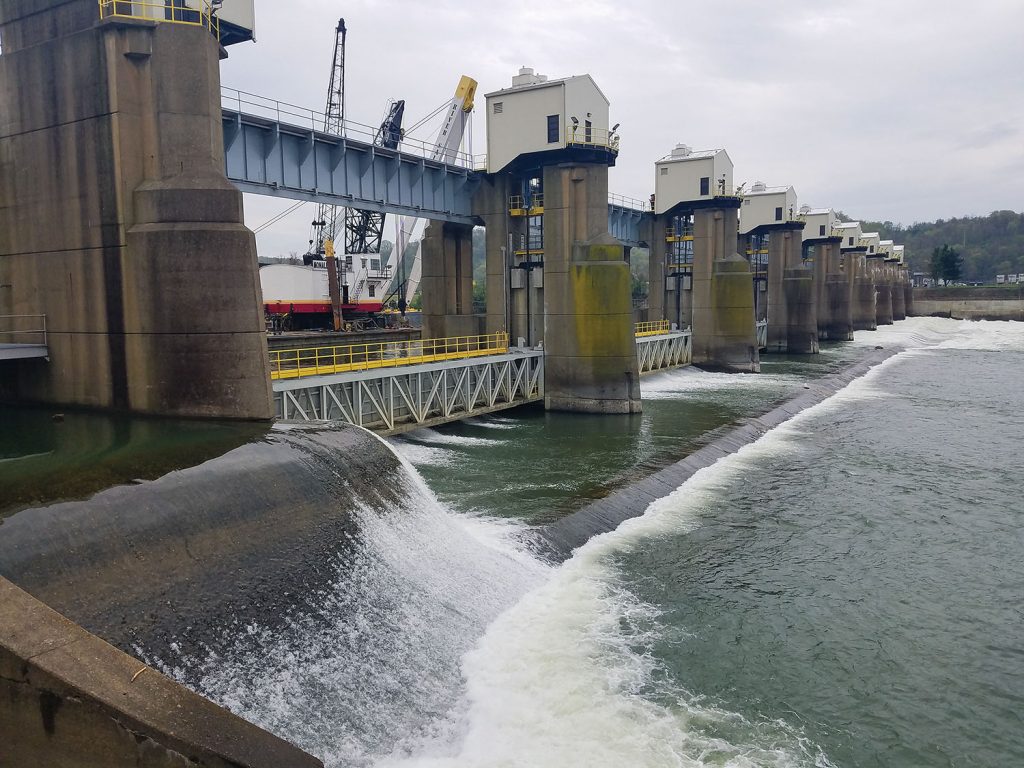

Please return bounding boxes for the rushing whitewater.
[373,318,1024,768]
[110,317,1024,767]
[162,443,549,767]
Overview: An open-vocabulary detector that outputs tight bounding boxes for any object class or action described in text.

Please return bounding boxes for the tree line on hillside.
[837,210,1023,283]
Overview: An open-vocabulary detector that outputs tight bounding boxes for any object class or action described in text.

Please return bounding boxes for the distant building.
[654,145,734,214]
[738,183,798,235]
[800,207,840,241]
[484,68,613,174]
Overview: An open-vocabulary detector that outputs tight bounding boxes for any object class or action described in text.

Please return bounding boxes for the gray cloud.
[224,0,1024,256]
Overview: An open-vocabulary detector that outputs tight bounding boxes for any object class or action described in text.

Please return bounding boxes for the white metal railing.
[0,314,47,346]
[656,148,723,162]
[565,125,620,152]
[608,193,649,211]
[635,329,691,374]
[221,87,485,170]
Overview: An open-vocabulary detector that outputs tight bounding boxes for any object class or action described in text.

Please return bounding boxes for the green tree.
[472,280,486,312]
[930,244,963,285]
[858,210,1022,282]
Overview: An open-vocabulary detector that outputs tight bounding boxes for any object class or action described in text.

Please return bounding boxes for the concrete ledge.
[911,288,1024,321]
[914,286,1024,301]
[538,347,899,560]
[0,577,323,768]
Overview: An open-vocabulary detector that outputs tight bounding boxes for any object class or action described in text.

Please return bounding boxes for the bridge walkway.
[222,88,649,244]
[273,324,693,431]
[272,333,543,434]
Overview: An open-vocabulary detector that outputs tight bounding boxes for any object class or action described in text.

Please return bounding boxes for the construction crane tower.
[308,17,347,261]
[344,99,406,255]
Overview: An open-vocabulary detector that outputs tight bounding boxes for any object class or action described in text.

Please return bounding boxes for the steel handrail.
[635,320,670,337]
[0,314,47,346]
[564,126,620,152]
[98,1,220,37]
[608,193,647,211]
[269,332,509,380]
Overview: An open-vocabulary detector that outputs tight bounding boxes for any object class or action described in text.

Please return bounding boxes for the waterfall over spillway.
[0,422,548,766]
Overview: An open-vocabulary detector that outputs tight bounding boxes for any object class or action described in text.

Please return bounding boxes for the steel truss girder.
[756,320,768,350]
[274,352,544,433]
[223,108,651,235]
[222,108,480,226]
[608,202,647,247]
[635,331,692,375]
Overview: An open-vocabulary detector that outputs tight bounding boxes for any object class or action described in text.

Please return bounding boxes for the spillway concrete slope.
[1,423,405,767]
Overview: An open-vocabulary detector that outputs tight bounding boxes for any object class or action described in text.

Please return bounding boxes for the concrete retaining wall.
[1,577,321,768]
[912,287,1024,321]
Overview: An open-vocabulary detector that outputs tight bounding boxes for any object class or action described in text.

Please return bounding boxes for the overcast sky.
[221,0,1024,257]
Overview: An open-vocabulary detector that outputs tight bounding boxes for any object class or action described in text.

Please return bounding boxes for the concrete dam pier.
[0,0,272,419]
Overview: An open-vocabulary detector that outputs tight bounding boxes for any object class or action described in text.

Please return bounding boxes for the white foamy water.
[463,416,523,430]
[383,318,1019,768]
[849,315,963,349]
[380,411,850,767]
[163,317,1021,768]
[387,439,456,467]
[396,428,506,448]
[156,440,548,767]
[640,367,796,400]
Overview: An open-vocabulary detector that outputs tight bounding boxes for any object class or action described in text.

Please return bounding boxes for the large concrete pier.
[690,205,760,371]
[541,164,641,412]
[651,146,759,372]
[420,222,479,340]
[763,223,817,354]
[0,1,272,419]
[468,69,641,413]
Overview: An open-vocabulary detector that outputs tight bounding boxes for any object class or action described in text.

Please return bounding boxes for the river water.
[365,318,1023,768]
[10,317,1021,767]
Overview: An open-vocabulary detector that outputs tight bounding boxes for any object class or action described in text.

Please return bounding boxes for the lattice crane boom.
[307,17,347,261]
[344,99,406,255]
[388,76,478,310]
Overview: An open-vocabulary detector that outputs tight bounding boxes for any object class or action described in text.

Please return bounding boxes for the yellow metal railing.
[665,226,694,242]
[635,320,670,337]
[98,1,220,36]
[509,194,543,216]
[270,332,509,381]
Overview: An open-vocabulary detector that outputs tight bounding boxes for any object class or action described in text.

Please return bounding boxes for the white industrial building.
[879,239,895,259]
[738,183,797,235]
[893,245,906,264]
[653,146,734,215]
[835,221,863,250]
[861,232,881,256]
[484,68,613,174]
[800,207,840,240]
